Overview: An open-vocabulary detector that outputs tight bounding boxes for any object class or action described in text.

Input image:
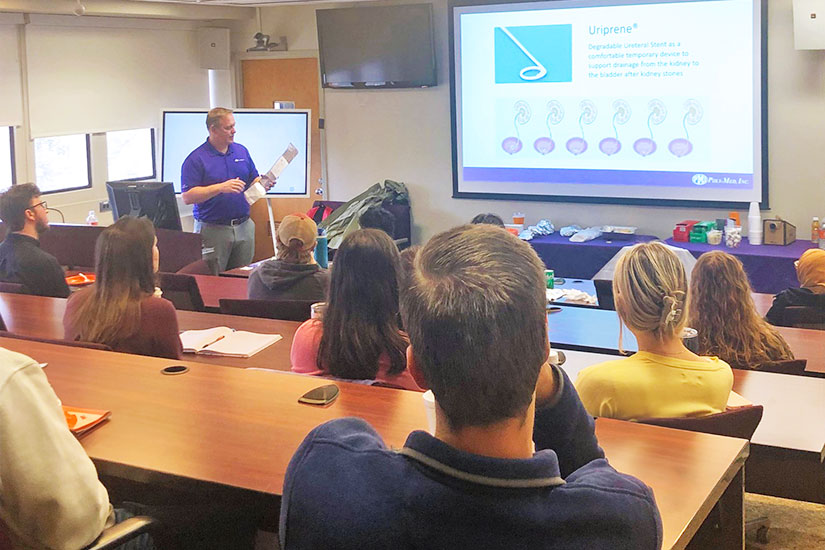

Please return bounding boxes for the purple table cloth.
[664,237,817,295]
[528,233,658,280]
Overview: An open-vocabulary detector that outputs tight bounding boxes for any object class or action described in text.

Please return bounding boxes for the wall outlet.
[99,200,111,212]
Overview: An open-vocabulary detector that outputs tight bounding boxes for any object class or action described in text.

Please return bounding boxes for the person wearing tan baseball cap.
[247,213,329,302]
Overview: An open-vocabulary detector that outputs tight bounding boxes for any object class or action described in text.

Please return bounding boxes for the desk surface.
[550,304,825,374]
[0,336,747,550]
[190,274,248,310]
[0,293,297,371]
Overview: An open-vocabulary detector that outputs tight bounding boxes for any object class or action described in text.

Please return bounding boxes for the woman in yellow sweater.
[575,241,733,420]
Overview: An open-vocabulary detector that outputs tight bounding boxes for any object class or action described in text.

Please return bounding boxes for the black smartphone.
[547,306,563,314]
[298,384,340,406]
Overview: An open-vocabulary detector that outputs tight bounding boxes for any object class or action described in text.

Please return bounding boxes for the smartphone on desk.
[298,384,340,406]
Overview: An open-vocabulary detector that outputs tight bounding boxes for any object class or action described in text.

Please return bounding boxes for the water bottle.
[86,210,99,226]
[813,217,820,244]
[314,228,329,269]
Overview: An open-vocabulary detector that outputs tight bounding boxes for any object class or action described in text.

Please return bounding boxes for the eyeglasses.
[26,200,47,211]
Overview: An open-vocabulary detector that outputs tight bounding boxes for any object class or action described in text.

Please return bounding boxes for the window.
[0,127,14,192]
[34,134,91,194]
[107,128,156,181]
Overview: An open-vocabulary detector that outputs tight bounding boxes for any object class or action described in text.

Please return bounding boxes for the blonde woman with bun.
[575,241,733,420]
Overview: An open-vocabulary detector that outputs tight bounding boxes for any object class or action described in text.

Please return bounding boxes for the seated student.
[0,183,70,298]
[290,229,419,390]
[280,225,662,549]
[0,346,153,550]
[469,212,505,226]
[766,248,825,326]
[358,205,396,237]
[689,251,793,368]
[575,242,733,421]
[63,216,182,360]
[247,213,328,302]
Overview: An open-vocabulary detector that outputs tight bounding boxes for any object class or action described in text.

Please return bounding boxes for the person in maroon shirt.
[63,216,182,359]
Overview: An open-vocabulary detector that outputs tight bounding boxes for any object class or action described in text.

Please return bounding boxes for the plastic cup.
[513,213,525,225]
[422,390,436,434]
[310,302,327,320]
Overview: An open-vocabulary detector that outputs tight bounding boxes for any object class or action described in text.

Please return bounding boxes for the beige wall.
[248,0,825,244]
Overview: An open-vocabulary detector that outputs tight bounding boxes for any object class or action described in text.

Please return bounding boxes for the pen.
[204,335,225,348]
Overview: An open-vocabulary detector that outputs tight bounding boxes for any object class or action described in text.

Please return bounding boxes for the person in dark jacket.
[0,183,70,298]
[280,224,662,550]
[766,248,825,326]
[247,213,328,302]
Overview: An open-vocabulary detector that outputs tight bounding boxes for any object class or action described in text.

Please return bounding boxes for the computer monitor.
[106,181,182,231]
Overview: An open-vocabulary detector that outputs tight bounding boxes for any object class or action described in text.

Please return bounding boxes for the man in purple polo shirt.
[181,107,274,274]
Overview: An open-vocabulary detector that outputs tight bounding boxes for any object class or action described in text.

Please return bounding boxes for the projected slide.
[451,0,764,206]
[162,110,311,197]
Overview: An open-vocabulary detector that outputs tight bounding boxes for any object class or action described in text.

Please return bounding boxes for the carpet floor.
[746,493,825,550]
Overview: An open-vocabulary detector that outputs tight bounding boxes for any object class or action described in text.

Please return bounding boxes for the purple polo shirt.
[181,139,259,224]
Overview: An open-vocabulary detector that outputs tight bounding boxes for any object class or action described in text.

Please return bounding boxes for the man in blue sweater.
[280,224,662,550]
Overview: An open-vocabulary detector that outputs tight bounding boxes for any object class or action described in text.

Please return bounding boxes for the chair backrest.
[158,273,205,312]
[638,405,764,440]
[219,298,313,322]
[593,279,615,310]
[0,282,25,294]
[783,305,825,330]
[0,331,112,351]
[751,358,825,378]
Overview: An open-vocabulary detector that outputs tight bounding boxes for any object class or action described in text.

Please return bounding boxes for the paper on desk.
[726,390,753,409]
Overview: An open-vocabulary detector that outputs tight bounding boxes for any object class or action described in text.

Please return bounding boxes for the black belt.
[203,216,249,227]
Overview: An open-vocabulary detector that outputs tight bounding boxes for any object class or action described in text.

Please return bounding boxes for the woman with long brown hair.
[575,242,732,420]
[64,216,182,359]
[689,251,793,368]
[290,228,419,390]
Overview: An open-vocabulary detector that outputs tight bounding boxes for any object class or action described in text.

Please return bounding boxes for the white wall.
[0,4,253,228]
[249,0,825,244]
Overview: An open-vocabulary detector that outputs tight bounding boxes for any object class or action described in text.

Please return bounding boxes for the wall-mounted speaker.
[197,27,230,70]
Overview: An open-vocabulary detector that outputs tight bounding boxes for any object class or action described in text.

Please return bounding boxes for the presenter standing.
[181,107,275,274]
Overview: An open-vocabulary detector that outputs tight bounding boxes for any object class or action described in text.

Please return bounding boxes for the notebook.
[179,327,282,358]
[63,406,111,436]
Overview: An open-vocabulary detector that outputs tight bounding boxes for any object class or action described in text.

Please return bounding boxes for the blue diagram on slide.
[494,25,572,83]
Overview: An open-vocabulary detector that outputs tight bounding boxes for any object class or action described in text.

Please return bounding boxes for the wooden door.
[242,57,321,261]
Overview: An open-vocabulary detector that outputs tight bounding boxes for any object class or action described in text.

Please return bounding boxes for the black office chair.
[593,279,615,310]
[219,298,313,322]
[783,306,825,330]
[158,273,205,312]
[736,358,825,379]
[0,282,25,294]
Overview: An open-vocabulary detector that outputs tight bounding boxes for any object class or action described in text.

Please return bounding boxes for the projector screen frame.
[448,0,769,209]
[161,108,312,199]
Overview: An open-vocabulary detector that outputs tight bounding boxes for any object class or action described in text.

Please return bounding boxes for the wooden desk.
[0,293,298,371]
[561,349,825,503]
[0,337,747,550]
[189,274,248,311]
[549,305,825,374]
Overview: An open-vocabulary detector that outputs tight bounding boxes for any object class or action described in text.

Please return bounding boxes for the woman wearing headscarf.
[765,249,825,327]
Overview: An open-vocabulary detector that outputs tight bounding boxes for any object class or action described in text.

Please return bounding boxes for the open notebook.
[180,327,282,358]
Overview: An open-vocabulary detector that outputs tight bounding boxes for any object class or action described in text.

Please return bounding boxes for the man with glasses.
[0,183,70,297]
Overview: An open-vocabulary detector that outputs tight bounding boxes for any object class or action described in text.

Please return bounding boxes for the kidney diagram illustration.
[500,98,703,159]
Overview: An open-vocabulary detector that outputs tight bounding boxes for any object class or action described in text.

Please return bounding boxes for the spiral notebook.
[180,327,282,358]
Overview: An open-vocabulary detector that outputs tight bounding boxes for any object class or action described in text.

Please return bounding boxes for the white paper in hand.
[262,143,299,186]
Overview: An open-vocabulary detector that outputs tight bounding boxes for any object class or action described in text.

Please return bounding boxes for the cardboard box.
[763,218,796,245]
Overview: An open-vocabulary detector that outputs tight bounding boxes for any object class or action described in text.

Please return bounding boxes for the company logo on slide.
[495,25,572,84]
[692,174,709,186]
